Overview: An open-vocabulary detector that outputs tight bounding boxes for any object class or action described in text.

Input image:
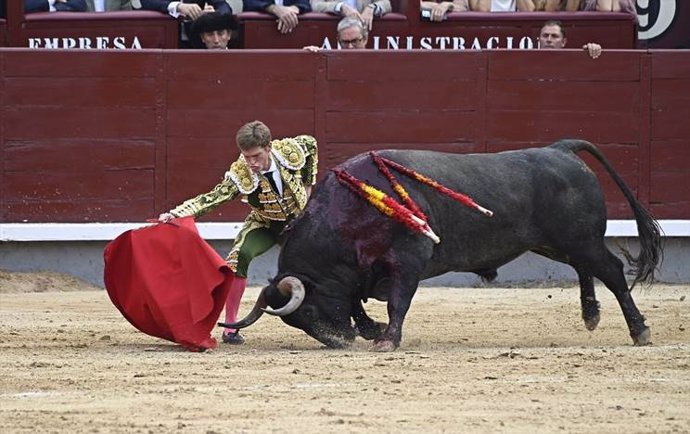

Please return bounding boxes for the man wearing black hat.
[192,11,239,49]
[135,0,233,48]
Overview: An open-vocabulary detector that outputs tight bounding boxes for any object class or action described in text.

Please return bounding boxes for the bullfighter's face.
[241,145,272,174]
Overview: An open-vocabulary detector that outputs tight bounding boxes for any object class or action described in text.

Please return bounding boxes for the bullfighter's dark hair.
[236,120,272,151]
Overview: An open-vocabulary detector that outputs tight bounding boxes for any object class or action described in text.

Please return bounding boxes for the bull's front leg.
[371,275,420,352]
[352,300,386,340]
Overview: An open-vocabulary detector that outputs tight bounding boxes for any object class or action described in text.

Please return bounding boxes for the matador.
[159,120,318,345]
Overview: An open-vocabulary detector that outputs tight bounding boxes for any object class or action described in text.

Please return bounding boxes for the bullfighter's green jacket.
[169,135,318,224]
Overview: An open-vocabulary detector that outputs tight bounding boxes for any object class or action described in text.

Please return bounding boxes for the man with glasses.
[304,16,368,51]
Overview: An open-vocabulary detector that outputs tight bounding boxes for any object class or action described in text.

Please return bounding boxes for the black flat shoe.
[221,331,245,345]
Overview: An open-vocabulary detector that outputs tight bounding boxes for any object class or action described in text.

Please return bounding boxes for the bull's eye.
[303,305,317,319]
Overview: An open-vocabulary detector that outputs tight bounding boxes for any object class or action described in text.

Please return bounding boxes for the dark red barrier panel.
[1,49,688,223]
[0,19,6,46]
[9,11,178,49]
[648,51,690,217]
[0,49,164,221]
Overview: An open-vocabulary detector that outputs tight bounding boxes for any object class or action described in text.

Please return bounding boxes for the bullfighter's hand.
[158,213,174,223]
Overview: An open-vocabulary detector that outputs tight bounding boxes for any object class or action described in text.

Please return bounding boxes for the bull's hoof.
[583,313,600,331]
[581,298,600,331]
[357,321,387,341]
[632,327,652,346]
[370,340,397,352]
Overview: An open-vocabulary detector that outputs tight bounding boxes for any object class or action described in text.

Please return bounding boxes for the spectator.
[577,0,635,14]
[420,0,468,22]
[469,0,539,11]
[25,0,87,12]
[539,19,602,59]
[563,0,635,14]
[158,121,318,345]
[303,15,367,50]
[85,0,132,10]
[135,1,233,48]
[541,0,565,10]
[311,0,389,32]
[136,0,231,20]
[190,11,239,48]
[243,0,311,34]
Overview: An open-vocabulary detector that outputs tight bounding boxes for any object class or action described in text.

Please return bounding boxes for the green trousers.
[226,219,288,277]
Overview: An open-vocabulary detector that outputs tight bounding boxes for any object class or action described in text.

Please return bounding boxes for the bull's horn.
[217,286,268,330]
[263,276,305,316]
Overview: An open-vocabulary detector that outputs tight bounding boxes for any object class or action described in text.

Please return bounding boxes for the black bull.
[220,140,662,351]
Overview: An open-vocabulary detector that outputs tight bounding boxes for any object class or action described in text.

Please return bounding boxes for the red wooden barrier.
[1,49,688,223]
[0,19,6,46]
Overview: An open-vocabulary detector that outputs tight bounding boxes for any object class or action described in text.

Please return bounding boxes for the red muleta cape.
[103,217,233,352]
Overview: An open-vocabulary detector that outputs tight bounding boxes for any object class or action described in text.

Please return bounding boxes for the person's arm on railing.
[25,0,88,13]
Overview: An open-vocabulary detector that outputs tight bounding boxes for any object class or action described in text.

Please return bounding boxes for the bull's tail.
[552,139,663,288]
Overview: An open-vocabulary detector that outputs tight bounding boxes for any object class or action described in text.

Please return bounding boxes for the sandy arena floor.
[0,270,688,433]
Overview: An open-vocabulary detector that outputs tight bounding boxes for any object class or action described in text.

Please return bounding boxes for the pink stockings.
[223,275,246,335]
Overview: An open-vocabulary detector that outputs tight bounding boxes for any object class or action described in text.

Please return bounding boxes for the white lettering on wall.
[519,36,534,49]
[359,35,538,50]
[27,36,144,50]
[386,36,400,50]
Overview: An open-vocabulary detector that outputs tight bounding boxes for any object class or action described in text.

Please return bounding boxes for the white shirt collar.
[262,157,278,174]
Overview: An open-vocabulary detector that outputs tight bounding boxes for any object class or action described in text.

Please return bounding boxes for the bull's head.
[218,275,357,348]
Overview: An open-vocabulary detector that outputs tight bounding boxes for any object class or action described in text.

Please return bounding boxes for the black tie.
[265,171,281,196]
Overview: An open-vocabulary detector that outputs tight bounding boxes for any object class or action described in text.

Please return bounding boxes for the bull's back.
[349,147,608,273]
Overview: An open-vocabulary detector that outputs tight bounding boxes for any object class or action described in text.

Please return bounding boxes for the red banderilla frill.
[333,151,493,243]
